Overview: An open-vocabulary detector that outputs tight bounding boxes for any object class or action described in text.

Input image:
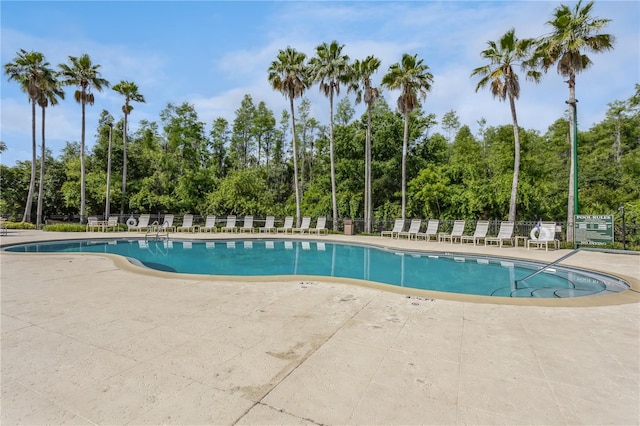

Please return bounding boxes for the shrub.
[4,221,36,230]
[43,223,87,232]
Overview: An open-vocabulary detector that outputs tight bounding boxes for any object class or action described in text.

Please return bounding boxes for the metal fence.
[4,213,638,247]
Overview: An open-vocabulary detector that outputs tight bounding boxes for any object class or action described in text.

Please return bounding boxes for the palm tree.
[381,53,434,219]
[268,47,309,227]
[4,49,47,223]
[58,54,110,222]
[349,55,381,234]
[471,28,538,222]
[35,66,65,228]
[112,81,145,215]
[534,0,614,242]
[309,41,351,231]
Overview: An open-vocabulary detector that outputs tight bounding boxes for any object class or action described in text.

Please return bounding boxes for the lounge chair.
[310,217,328,235]
[277,216,294,234]
[292,216,311,233]
[381,219,405,238]
[259,216,276,233]
[199,215,217,232]
[176,214,195,232]
[86,216,101,232]
[485,221,515,247]
[461,220,489,245]
[221,215,238,232]
[128,214,151,232]
[527,222,560,251]
[239,215,254,233]
[158,214,175,232]
[105,216,119,232]
[416,219,440,241]
[439,220,465,243]
[398,219,421,239]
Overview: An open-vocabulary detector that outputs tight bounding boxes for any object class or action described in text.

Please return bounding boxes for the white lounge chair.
[176,214,195,232]
[293,216,311,234]
[439,220,465,243]
[416,219,440,241]
[199,215,217,232]
[527,222,560,251]
[461,220,489,245]
[485,221,515,247]
[105,216,119,232]
[277,216,294,234]
[221,215,237,232]
[381,219,405,238]
[86,216,101,232]
[128,214,151,232]
[239,215,254,233]
[158,214,175,232]
[398,219,421,239]
[259,216,276,233]
[310,217,328,235]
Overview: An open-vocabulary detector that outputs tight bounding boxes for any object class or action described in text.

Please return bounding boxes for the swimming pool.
[5,238,629,298]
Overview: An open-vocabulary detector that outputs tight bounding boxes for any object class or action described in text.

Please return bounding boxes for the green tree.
[471,28,538,222]
[534,0,614,241]
[309,40,351,231]
[58,54,110,222]
[268,47,309,227]
[112,80,145,214]
[382,53,434,219]
[441,110,460,143]
[4,49,48,222]
[230,94,256,169]
[35,65,65,227]
[349,55,381,233]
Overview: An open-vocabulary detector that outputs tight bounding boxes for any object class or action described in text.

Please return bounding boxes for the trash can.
[343,218,354,235]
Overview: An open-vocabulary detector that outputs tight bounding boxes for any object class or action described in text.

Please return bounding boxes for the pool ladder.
[144,229,170,242]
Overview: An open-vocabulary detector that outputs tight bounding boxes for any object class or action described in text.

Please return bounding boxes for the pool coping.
[2,231,639,307]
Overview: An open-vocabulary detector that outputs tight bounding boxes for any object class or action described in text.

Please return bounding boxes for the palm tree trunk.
[508,94,520,222]
[289,97,301,228]
[566,75,576,242]
[401,113,409,219]
[121,113,128,215]
[80,99,87,223]
[365,105,373,234]
[36,106,46,228]
[329,93,338,231]
[22,101,37,223]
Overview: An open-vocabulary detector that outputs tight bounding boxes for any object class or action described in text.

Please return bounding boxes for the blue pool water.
[5,239,628,298]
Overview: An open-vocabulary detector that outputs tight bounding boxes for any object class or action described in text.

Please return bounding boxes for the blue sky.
[1,1,638,166]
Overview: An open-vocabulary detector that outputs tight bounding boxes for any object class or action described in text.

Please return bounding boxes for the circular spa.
[4,238,630,299]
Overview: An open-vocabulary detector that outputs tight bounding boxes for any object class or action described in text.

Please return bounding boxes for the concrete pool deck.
[1,230,639,425]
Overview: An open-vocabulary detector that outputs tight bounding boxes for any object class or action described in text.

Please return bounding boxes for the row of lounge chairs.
[381,219,560,250]
[125,214,329,235]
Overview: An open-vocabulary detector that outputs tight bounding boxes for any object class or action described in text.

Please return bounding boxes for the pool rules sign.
[574,215,614,245]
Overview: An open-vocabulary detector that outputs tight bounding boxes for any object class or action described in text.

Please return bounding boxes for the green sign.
[574,215,614,245]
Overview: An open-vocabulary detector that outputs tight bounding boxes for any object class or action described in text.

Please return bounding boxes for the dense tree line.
[2,0,637,244]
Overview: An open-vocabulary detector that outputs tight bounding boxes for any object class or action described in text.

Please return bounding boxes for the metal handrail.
[515,246,639,288]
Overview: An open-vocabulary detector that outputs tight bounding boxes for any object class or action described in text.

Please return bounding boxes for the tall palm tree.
[381,53,434,219]
[58,54,109,222]
[534,0,614,242]
[4,49,47,223]
[309,41,351,231]
[35,66,65,228]
[112,81,145,215]
[349,55,381,234]
[471,28,538,222]
[268,47,309,227]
